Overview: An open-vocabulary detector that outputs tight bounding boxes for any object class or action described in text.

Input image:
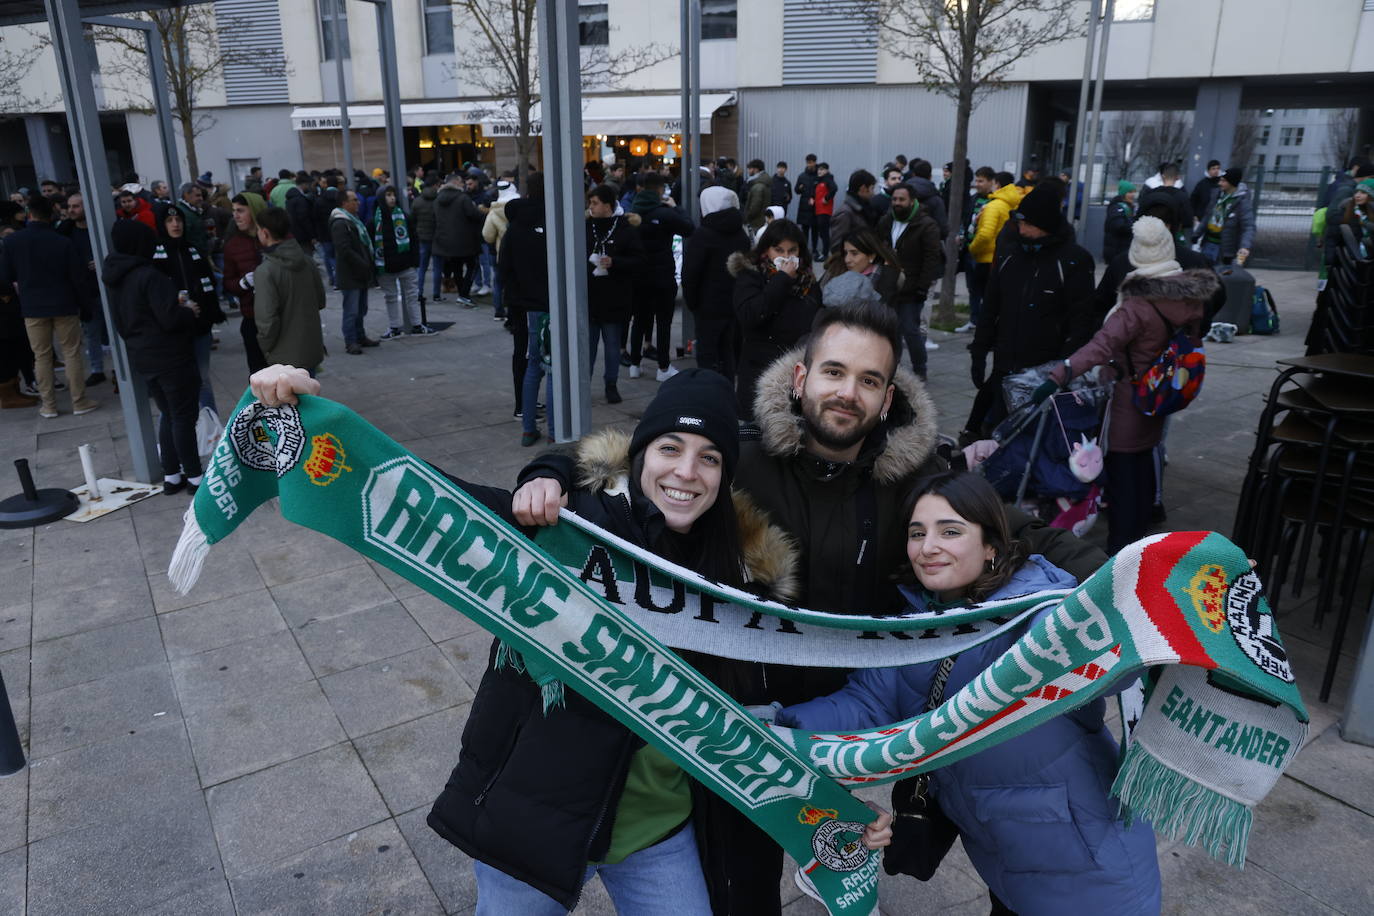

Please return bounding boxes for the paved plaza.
[0,269,1371,915]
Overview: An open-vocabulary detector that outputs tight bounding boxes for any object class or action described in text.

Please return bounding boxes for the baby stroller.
[979,362,1113,536]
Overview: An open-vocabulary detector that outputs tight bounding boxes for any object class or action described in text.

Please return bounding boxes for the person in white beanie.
[1031,216,1219,553]
[481,179,520,320]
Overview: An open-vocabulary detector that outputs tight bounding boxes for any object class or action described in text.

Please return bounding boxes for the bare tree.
[0,28,54,113]
[843,0,1082,325]
[1102,114,1148,182]
[1324,107,1359,169]
[1229,110,1262,170]
[452,0,674,187]
[93,4,285,180]
[1137,110,1192,173]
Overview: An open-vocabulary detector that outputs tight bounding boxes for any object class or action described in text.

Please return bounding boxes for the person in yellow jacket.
[964,173,1020,331]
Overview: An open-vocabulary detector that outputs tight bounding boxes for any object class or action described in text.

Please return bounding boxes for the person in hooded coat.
[253,207,326,373]
[585,183,645,405]
[626,171,693,381]
[223,191,268,372]
[681,186,750,384]
[729,218,823,419]
[1038,216,1217,552]
[481,179,520,320]
[104,219,203,494]
[1102,180,1137,264]
[152,204,224,412]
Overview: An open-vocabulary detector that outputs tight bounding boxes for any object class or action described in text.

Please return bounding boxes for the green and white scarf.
[332,206,372,260]
[171,393,1309,916]
[372,204,410,271]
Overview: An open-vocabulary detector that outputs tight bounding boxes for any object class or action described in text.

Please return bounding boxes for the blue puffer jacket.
[777,556,1160,916]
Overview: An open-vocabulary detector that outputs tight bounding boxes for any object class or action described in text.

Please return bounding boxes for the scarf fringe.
[495,641,567,714]
[1112,741,1252,868]
[168,505,210,595]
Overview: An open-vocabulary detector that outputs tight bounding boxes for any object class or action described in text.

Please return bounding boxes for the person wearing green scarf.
[372,186,434,338]
[330,189,380,354]
[1193,167,1254,266]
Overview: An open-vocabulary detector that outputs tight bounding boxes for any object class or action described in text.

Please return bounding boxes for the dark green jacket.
[255,239,325,368]
[174,199,210,259]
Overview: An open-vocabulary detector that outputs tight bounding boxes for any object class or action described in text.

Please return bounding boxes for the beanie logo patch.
[678,416,704,427]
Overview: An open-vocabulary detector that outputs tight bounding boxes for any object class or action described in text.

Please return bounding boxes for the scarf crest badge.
[172,392,1310,916]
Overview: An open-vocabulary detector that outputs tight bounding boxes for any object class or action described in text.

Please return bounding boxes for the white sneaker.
[628,365,641,379]
[955,322,976,333]
[656,365,679,382]
[925,339,940,350]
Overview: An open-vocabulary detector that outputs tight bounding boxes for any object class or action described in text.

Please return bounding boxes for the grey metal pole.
[369,0,408,210]
[1068,0,1101,235]
[46,0,159,483]
[84,17,183,193]
[1341,594,1374,745]
[686,0,702,223]
[1081,0,1115,208]
[679,0,699,223]
[331,0,355,187]
[537,0,591,442]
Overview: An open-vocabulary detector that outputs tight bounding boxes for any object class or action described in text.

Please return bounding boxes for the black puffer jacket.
[285,186,316,249]
[433,186,484,258]
[729,251,822,418]
[102,251,198,374]
[585,213,644,323]
[972,221,1096,374]
[629,193,693,284]
[906,176,949,236]
[680,208,749,320]
[1102,195,1135,264]
[497,198,548,316]
[152,236,224,335]
[428,429,798,911]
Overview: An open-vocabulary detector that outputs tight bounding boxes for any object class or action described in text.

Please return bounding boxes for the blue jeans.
[478,244,495,289]
[418,241,440,298]
[82,316,105,374]
[492,271,505,317]
[340,287,368,345]
[318,242,337,287]
[1200,240,1223,266]
[473,823,709,916]
[192,332,216,412]
[522,311,553,437]
[589,320,622,384]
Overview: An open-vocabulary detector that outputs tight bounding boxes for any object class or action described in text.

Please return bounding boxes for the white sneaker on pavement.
[655,365,679,382]
[628,365,641,379]
[955,322,976,333]
[925,339,940,350]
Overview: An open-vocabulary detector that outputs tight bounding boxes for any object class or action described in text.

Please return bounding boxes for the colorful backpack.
[1130,304,1206,417]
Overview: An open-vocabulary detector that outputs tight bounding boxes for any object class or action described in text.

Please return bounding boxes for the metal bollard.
[0,667,24,776]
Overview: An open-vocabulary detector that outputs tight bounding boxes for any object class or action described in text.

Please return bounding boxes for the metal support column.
[45,0,158,483]
[1342,596,1374,745]
[366,0,407,209]
[1187,80,1244,180]
[1081,0,1115,206]
[679,0,701,223]
[330,0,355,187]
[1068,0,1101,236]
[84,16,182,194]
[537,0,591,442]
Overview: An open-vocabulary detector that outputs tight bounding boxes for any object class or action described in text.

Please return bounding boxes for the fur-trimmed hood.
[726,249,757,278]
[751,345,940,486]
[571,428,800,601]
[1118,268,1220,303]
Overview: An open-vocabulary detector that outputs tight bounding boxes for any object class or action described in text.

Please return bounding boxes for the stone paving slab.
[169,629,316,716]
[293,600,432,677]
[353,703,471,816]
[205,742,390,876]
[157,588,288,660]
[318,644,473,739]
[28,661,181,757]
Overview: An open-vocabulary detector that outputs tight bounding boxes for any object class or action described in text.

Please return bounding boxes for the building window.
[579,3,609,46]
[701,0,737,39]
[1275,154,1299,171]
[1255,154,1266,168]
[319,0,349,60]
[1259,125,1270,145]
[424,0,453,54]
[1280,126,1304,147]
[1113,0,1155,20]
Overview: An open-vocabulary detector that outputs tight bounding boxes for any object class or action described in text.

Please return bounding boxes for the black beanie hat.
[1223,167,1243,187]
[629,368,739,477]
[1012,182,1064,233]
[111,218,157,260]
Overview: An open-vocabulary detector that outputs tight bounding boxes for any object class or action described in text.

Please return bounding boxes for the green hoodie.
[254,238,325,369]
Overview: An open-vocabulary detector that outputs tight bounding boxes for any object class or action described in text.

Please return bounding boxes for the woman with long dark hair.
[820,229,900,309]
[153,205,224,413]
[775,471,1161,916]
[727,217,823,418]
[1334,178,1374,258]
[374,185,434,338]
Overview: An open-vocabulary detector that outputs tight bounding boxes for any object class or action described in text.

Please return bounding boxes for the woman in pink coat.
[1034,216,1218,553]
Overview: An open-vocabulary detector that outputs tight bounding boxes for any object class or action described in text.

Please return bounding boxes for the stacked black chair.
[1308,225,1374,355]
[1233,354,1374,701]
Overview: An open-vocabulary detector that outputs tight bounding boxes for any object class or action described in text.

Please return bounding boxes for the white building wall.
[126,104,301,189]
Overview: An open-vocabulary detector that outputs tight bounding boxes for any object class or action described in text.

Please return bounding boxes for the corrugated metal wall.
[216,0,289,105]
[782,0,877,85]
[735,83,1029,195]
